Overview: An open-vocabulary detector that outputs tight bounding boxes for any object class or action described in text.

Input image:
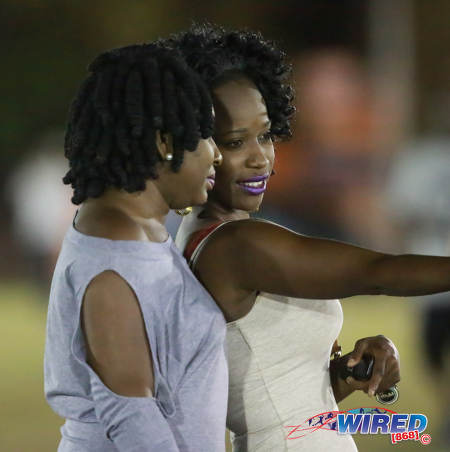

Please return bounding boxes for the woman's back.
[45,224,228,451]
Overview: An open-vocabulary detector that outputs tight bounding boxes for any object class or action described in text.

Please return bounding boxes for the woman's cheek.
[222,154,242,180]
[215,162,233,184]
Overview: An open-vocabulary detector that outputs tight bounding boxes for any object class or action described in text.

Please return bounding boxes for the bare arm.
[82,271,155,397]
[81,270,179,451]
[196,219,450,302]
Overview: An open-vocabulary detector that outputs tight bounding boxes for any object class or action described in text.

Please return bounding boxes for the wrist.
[330,353,357,402]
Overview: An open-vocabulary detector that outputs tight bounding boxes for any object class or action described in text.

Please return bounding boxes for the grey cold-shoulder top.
[44,224,228,451]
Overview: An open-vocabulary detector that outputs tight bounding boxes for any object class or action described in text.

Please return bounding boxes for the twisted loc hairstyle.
[63,44,214,205]
[161,23,295,141]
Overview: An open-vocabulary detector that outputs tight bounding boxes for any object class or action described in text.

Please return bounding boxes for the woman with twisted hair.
[44,43,225,451]
[167,25,450,451]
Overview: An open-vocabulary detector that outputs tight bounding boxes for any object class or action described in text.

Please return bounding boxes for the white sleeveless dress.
[177,216,358,451]
[226,293,357,451]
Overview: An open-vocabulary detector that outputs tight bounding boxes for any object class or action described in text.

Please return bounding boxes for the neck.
[76,183,171,242]
[198,198,250,222]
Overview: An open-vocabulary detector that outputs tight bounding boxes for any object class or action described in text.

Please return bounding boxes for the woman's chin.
[237,197,264,213]
[189,191,208,207]
[208,190,263,213]
[248,204,262,213]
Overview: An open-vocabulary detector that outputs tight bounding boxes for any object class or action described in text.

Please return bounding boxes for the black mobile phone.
[338,354,399,404]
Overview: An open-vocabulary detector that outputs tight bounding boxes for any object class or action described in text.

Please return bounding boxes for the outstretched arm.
[82,270,179,451]
[196,219,450,303]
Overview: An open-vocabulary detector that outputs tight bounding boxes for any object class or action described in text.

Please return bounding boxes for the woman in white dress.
[168,25,449,451]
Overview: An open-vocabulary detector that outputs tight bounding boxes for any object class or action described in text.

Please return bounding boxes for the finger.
[377,362,401,392]
[368,358,386,397]
[345,377,369,391]
[347,339,368,367]
[377,374,399,393]
[386,356,401,382]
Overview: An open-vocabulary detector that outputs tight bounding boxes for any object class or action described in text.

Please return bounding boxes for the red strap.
[184,222,224,263]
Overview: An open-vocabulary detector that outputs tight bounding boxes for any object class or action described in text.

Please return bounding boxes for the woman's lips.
[237,174,269,195]
[206,175,215,190]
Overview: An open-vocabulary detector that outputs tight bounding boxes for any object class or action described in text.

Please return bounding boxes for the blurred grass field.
[0,282,445,451]
[0,282,62,452]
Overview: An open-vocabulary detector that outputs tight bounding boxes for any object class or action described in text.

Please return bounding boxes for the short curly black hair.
[63,43,214,205]
[161,23,295,140]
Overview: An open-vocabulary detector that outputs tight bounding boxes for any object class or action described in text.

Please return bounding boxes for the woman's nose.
[247,143,269,168]
[211,138,223,167]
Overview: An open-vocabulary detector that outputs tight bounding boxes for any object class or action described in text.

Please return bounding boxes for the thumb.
[347,340,367,368]
[345,376,369,391]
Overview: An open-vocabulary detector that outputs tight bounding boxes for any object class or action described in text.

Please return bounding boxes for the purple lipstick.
[237,173,269,195]
[206,174,215,190]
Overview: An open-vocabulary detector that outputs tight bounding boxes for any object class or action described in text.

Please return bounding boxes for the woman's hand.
[330,335,400,402]
[347,335,400,395]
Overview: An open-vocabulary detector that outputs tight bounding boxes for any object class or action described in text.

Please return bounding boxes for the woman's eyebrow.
[222,128,248,135]
[220,120,272,136]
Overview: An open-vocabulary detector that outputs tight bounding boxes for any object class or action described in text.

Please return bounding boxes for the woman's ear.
[155,131,174,161]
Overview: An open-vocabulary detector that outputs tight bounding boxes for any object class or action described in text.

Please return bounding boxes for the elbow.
[96,371,154,398]
[367,284,384,296]
[362,255,394,295]
[108,378,154,398]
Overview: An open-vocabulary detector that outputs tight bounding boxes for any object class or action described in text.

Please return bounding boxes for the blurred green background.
[1,285,445,451]
[1,1,449,450]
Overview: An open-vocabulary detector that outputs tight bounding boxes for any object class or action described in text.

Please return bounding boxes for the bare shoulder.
[199,218,296,254]
[191,219,300,318]
[82,270,143,339]
[82,270,154,397]
[84,270,137,306]
[194,219,295,283]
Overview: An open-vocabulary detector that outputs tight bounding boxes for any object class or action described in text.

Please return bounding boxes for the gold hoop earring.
[175,207,192,216]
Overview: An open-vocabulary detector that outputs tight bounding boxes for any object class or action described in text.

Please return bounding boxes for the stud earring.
[175,207,192,216]
[165,153,173,161]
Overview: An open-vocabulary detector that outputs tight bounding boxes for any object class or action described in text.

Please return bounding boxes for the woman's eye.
[224,139,243,149]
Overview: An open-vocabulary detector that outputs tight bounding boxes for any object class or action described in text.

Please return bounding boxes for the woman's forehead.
[213,79,268,131]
